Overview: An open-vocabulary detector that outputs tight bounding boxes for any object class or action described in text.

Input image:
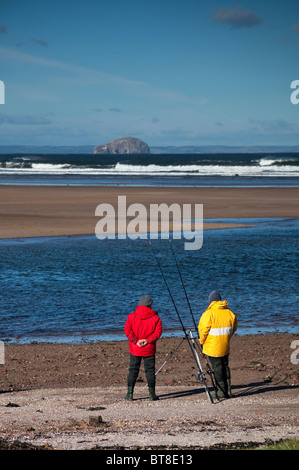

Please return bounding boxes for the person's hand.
[137,339,148,347]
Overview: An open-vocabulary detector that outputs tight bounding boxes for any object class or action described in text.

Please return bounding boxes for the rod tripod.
[148,240,218,403]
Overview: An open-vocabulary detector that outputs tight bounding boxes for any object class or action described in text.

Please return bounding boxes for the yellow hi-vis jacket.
[198,300,237,357]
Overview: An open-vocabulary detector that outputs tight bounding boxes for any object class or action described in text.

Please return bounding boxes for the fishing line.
[148,239,216,403]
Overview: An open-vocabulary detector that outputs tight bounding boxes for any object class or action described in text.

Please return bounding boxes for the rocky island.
[93,137,150,154]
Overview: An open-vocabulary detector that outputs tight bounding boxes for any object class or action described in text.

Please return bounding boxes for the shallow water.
[0,218,298,343]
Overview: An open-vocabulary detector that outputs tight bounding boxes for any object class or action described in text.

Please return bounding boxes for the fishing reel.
[197,371,205,383]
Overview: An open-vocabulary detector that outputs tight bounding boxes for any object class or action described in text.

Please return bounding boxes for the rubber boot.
[214,381,227,399]
[226,378,233,398]
[148,386,159,401]
[125,385,134,401]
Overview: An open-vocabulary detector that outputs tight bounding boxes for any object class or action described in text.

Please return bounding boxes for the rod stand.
[186,329,215,404]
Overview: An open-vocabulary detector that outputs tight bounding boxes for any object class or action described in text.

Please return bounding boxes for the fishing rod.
[168,239,197,331]
[141,336,186,392]
[168,239,218,398]
[148,241,189,337]
[148,240,215,403]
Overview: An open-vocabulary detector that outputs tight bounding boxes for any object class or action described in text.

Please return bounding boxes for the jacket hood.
[135,305,157,319]
[208,300,228,310]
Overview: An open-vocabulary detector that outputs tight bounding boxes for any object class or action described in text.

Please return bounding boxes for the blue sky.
[1,0,299,147]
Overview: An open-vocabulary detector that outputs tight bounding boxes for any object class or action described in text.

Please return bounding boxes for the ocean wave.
[0,153,298,177]
[112,162,299,176]
[0,162,298,177]
[259,158,281,166]
[31,163,72,170]
[257,157,296,167]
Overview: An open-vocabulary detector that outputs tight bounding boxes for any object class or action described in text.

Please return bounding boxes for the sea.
[0,151,298,344]
[0,151,299,186]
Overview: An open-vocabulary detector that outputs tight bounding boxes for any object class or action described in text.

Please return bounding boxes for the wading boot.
[226,378,233,398]
[148,386,159,401]
[213,381,227,399]
[125,386,134,401]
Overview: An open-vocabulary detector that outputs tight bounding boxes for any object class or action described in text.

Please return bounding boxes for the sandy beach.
[2,0,299,454]
[0,185,298,450]
[0,186,298,239]
[0,334,298,450]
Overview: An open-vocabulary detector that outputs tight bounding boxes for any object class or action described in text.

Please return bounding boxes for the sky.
[1,0,299,147]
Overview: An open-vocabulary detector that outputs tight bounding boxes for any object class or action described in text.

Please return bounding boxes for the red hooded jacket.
[124,305,162,357]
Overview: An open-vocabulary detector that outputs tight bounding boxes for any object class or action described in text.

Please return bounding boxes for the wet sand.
[0,186,298,238]
[1,333,298,392]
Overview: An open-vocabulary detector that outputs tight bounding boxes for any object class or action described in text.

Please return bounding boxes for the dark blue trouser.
[127,353,156,387]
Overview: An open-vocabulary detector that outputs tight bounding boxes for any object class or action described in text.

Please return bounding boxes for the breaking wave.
[0,153,298,177]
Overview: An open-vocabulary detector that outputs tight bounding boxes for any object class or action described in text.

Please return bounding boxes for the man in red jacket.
[124,294,162,401]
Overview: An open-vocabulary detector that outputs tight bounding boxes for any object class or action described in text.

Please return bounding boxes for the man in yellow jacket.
[198,290,237,398]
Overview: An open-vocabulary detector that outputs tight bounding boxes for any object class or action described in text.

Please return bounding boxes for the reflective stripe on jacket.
[198,300,237,357]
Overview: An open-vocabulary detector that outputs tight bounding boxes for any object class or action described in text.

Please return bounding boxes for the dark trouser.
[207,354,230,393]
[127,353,156,388]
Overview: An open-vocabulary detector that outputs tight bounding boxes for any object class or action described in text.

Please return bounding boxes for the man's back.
[199,300,237,357]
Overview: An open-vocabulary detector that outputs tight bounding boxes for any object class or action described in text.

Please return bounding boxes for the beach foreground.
[0,186,298,450]
[0,334,298,450]
[0,186,298,238]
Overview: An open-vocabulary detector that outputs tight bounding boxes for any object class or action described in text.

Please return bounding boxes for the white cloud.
[0,46,208,107]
